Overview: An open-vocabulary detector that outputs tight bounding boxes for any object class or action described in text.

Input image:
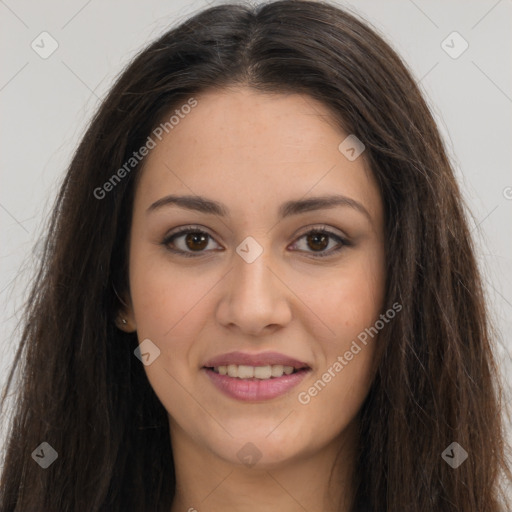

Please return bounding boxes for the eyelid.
[292,223,347,241]
[163,224,215,240]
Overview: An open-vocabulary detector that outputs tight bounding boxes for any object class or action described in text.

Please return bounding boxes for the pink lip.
[201,351,311,402]
[203,367,311,401]
[202,351,309,369]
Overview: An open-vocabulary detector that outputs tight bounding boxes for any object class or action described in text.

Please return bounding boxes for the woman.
[1,1,510,510]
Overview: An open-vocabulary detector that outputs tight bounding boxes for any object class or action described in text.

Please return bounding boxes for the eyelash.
[161,224,349,259]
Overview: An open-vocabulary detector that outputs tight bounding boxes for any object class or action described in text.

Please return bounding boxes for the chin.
[202,427,312,470]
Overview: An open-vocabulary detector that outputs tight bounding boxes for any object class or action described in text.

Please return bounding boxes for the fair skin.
[120,86,385,512]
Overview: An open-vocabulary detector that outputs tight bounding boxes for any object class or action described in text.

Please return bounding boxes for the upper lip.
[203,351,310,369]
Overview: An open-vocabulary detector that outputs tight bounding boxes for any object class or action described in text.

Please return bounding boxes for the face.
[123,87,386,469]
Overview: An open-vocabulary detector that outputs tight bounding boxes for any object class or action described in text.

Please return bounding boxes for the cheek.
[292,249,385,341]
[128,255,218,425]
[294,345,375,452]
[129,248,216,338]
[128,251,212,379]
[291,250,384,428]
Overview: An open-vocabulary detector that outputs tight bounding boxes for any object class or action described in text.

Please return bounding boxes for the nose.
[215,244,293,336]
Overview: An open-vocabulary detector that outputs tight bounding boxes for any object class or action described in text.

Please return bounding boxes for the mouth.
[201,351,311,401]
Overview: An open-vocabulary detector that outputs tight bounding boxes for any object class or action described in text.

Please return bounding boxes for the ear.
[114,307,137,332]
[113,284,137,332]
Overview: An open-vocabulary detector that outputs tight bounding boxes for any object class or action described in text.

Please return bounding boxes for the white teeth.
[254,365,272,379]
[271,365,284,377]
[237,365,255,379]
[212,364,299,379]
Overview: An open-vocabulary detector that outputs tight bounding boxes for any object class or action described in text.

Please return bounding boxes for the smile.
[201,351,311,401]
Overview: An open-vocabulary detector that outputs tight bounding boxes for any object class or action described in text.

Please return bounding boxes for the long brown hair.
[1,1,510,510]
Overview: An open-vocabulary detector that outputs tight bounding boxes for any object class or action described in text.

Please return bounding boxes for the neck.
[169,418,359,512]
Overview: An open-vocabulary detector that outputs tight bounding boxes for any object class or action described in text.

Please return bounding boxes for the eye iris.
[185,232,208,251]
[307,232,328,251]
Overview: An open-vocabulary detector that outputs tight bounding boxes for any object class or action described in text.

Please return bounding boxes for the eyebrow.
[147,194,371,221]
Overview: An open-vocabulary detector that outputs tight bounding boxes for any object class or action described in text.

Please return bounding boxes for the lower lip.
[203,368,310,402]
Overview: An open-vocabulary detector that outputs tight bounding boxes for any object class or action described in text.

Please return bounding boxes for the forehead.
[134,87,381,223]
[159,87,345,167]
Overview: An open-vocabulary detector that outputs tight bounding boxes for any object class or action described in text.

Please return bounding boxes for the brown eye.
[306,232,329,251]
[291,228,347,258]
[185,232,209,251]
[163,227,222,257]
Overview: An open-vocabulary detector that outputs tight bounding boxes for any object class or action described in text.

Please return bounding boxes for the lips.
[202,351,311,401]
[202,351,310,370]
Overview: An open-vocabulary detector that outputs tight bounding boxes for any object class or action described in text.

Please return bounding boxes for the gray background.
[1,0,511,475]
